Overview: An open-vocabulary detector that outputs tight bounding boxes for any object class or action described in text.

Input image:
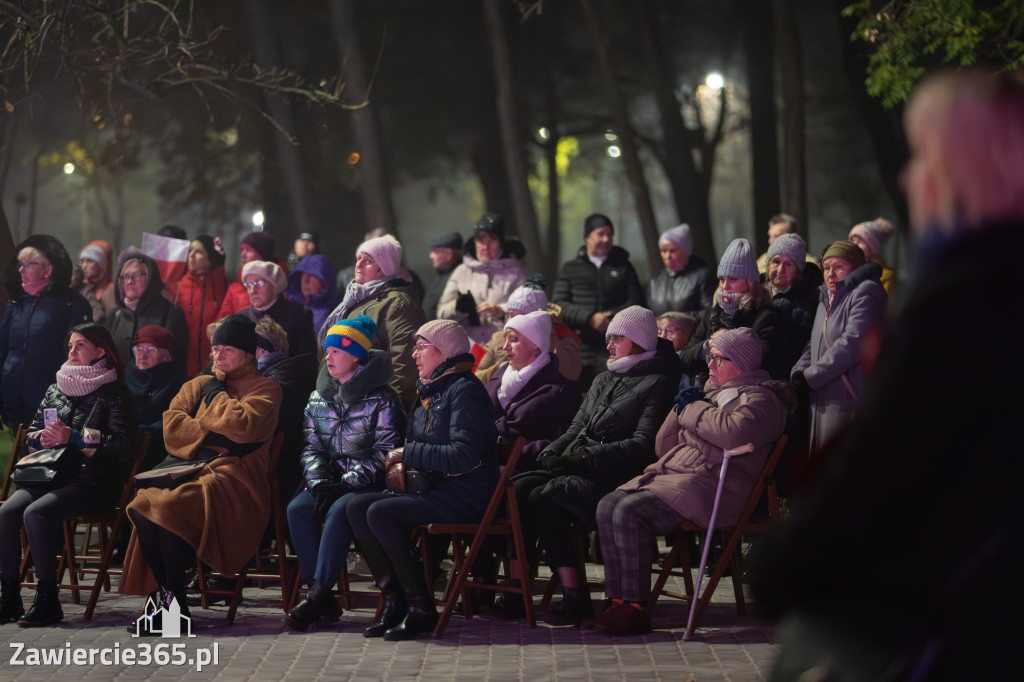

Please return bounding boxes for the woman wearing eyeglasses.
[106,254,190,373]
[0,235,93,431]
[124,325,187,472]
[513,305,681,625]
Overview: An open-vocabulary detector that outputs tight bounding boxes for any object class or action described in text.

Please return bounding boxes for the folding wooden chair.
[0,425,28,504]
[419,437,535,637]
[646,435,787,635]
[191,432,286,624]
[59,432,151,619]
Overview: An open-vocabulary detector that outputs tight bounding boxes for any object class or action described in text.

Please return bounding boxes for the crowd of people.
[0,67,1016,660]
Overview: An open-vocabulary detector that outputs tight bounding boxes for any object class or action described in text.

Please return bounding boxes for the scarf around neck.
[497,353,550,409]
[607,349,655,374]
[56,361,118,397]
[338,277,393,319]
[22,278,49,296]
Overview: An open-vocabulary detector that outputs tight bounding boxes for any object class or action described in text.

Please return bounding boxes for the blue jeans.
[287,488,372,587]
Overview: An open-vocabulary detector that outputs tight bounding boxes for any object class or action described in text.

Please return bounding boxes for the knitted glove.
[791,370,809,392]
[674,386,707,414]
[201,376,228,406]
[455,292,481,326]
[312,482,351,522]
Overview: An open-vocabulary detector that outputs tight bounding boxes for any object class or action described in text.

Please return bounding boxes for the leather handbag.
[12,446,80,487]
[385,448,443,495]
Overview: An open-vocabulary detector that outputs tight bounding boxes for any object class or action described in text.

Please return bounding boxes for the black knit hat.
[429,231,463,250]
[474,213,505,240]
[584,213,613,238]
[212,314,257,355]
[241,231,276,262]
[193,235,226,270]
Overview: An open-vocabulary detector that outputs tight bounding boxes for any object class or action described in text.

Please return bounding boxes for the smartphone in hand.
[44,408,58,428]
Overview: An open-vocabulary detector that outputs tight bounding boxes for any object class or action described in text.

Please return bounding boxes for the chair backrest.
[733,434,788,529]
[479,437,524,526]
[0,424,29,503]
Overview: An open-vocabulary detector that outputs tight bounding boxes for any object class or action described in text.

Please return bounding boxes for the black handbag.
[12,446,81,487]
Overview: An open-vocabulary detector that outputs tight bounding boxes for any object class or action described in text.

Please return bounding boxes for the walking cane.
[683,442,755,641]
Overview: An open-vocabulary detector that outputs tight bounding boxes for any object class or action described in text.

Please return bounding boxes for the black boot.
[18,579,63,627]
[544,586,593,626]
[383,587,438,641]
[283,580,340,632]
[0,575,24,624]
[358,538,407,638]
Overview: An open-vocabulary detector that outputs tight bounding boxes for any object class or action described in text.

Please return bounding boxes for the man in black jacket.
[552,214,644,388]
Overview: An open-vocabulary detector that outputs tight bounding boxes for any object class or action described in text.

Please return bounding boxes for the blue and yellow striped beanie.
[323,314,377,361]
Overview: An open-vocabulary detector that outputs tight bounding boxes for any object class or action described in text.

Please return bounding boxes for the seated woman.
[593,328,790,635]
[345,319,498,641]
[124,325,187,472]
[0,323,133,627]
[119,315,281,627]
[284,315,405,631]
[512,305,680,625]
[791,241,887,455]
[474,276,582,385]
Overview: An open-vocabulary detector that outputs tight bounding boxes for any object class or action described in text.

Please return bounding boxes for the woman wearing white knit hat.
[319,235,425,406]
[512,304,681,625]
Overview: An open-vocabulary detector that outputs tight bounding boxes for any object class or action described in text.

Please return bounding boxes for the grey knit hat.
[717,238,758,281]
[767,233,806,267]
[415,319,470,359]
[505,309,551,354]
[356,235,403,277]
[848,218,894,256]
[710,327,762,374]
[607,305,658,352]
[505,284,547,314]
[659,223,692,255]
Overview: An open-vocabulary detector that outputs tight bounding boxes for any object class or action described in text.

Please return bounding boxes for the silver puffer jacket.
[299,349,406,491]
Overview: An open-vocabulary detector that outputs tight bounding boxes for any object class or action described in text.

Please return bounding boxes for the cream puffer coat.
[436,254,525,345]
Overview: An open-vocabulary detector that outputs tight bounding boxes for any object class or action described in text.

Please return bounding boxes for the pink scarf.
[22,278,49,296]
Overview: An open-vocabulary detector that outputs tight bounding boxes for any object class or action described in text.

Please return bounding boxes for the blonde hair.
[255,317,289,353]
[905,68,1024,229]
[715,279,771,310]
[18,247,49,266]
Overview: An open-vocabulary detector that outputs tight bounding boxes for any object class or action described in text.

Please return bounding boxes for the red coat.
[166,267,229,376]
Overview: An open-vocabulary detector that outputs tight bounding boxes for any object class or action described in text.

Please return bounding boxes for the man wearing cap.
[437,213,526,345]
[107,254,190,372]
[73,240,117,325]
[646,224,716,317]
[120,314,281,619]
[237,260,317,366]
[593,327,789,636]
[422,231,462,321]
[320,235,426,406]
[756,213,823,286]
[552,213,644,388]
[124,325,187,471]
[288,232,319,272]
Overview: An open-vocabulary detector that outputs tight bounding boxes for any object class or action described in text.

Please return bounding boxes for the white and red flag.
[141,232,189,285]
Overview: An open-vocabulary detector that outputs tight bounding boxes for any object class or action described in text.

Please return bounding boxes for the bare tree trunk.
[744,0,781,257]
[638,0,714,263]
[580,0,661,269]
[775,0,808,236]
[329,0,396,235]
[246,0,319,239]
[482,0,542,275]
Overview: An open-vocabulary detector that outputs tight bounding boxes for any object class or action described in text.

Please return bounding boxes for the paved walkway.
[0,565,777,681]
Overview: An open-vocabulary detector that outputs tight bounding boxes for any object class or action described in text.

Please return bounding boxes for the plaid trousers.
[596,489,686,603]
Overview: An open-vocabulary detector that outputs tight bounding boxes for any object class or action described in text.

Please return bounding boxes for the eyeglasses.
[707,353,732,368]
[120,272,146,283]
[17,261,44,270]
[242,279,271,291]
[605,334,626,346]
[412,342,435,354]
[132,345,160,356]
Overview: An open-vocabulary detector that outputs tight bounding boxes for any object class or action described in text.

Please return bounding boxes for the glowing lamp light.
[705,72,725,89]
[607,146,621,158]
[63,163,75,174]
[252,211,264,227]
[347,153,361,165]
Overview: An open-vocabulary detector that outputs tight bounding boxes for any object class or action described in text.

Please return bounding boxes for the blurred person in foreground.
[752,68,1024,680]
